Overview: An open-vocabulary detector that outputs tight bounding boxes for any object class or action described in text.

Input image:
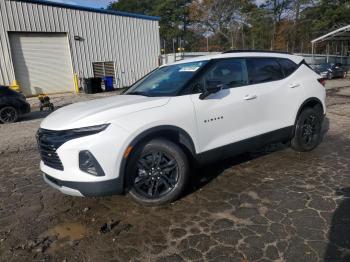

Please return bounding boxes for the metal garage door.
[9,33,74,96]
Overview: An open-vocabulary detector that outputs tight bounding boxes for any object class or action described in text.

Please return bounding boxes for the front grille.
[36,125,108,171]
[37,129,64,171]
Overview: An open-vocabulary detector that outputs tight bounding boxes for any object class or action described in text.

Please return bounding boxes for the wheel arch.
[119,125,196,192]
[295,97,324,125]
[0,100,19,110]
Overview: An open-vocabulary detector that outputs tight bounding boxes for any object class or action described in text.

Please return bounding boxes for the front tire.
[128,139,189,206]
[291,107,323,152]
[0,106,18,123]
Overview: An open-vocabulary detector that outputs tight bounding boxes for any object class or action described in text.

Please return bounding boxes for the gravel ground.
[0,80,349,262]
[0,90,122,154]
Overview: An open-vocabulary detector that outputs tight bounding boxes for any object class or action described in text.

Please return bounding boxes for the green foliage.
[108,0,192,52]
[108,0,153,14]
[108,0,350,53]
[246,7,274,50]
[306,0,350,35]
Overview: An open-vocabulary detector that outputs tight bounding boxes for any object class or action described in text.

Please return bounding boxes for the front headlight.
[37,124,110,149]
[60,124,110,146]
[69,124,110,135]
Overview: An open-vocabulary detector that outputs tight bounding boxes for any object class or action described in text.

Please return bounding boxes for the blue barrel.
[104,76,114,91]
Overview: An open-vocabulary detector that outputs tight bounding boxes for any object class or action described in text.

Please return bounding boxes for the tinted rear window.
[204,59,249,88]
[247,58,284,84]
[278,58,298,77]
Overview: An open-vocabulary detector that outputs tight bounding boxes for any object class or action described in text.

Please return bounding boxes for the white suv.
[37,51,326,205]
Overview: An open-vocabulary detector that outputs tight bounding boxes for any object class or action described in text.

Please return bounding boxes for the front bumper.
[320,72,329,78]
[43,173,124,197]
[38,123,132,196]
[20,101,31,114]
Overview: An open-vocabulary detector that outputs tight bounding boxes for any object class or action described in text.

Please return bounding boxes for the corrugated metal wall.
[0,0,160,88]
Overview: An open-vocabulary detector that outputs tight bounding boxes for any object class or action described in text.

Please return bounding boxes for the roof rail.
[222,49,291,55]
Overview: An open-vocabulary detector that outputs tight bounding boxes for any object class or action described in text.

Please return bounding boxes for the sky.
[46,0,266,9]
[46,0,111,9]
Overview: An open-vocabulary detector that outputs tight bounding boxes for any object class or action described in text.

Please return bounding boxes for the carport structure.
[311,25,350,62]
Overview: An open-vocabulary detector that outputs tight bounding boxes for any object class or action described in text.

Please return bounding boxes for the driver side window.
[193,59,249,93]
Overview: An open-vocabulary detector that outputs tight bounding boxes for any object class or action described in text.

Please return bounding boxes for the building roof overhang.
[14,0,161,21]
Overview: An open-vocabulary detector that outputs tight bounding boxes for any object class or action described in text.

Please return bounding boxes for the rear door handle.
[289,83,300,88]
[243,94,257,100]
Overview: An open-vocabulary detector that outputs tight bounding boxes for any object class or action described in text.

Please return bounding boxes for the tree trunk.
[291,0,300,53]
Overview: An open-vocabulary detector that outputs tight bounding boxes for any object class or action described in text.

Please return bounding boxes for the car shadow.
[19,110,52,122]
[321,116,330,140]
[325,187,350,262]
[184,116,330,197]
[185,142,287,196]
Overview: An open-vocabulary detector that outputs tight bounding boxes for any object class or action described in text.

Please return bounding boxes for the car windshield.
[124,61,208,97]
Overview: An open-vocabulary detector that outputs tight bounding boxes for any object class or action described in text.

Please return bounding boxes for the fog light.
[79,150,105,176]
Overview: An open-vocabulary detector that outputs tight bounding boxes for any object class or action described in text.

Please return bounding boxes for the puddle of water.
[40,222,87,254]
[46,222,87,241]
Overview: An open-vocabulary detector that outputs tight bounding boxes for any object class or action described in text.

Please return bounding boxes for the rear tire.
[0,106,18,123]
[128,138,189,206]
[291,107,323,152]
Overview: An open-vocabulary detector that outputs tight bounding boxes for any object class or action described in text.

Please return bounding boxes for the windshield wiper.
[125,91,149,97]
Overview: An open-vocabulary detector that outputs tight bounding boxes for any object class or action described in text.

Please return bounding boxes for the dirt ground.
[0,80,349,262]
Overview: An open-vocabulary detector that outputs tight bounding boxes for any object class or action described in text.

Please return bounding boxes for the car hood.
[40,95,170,130]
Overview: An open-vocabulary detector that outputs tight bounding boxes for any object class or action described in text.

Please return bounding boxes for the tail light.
[318,78,326,87]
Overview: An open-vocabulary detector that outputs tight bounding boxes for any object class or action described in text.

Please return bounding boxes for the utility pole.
[231,34,234,49]
[172,38,176,62]
[241,27,245,49]
[206,37,209,52]
[300,41,303,54]
[173,38,176,54]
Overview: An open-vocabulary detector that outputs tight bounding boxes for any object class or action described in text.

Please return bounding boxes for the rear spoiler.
[298,59,312,69]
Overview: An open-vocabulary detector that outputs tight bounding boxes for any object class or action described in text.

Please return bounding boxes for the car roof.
[166,51,304,66]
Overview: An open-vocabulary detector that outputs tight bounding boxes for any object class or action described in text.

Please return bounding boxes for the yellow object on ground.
[9,80,20,92]
[74,74,79,93]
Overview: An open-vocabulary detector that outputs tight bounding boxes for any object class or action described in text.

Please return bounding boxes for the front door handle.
[289,83,300,88]
[243,94,257,100]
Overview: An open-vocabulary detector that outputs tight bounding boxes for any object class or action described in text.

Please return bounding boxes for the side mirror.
[199,80,223,100]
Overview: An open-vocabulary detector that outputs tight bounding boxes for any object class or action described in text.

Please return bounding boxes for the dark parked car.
[315,63,346,80]
[0,86,30,123]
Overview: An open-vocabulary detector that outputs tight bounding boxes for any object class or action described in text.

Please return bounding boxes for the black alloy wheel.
[134,151,178,198]
[128,139,189,205]
[301,114,319,146]
[0,106,18,123]
[291,107,323,152]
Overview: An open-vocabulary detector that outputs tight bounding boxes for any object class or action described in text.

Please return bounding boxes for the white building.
[0,0,160,96]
